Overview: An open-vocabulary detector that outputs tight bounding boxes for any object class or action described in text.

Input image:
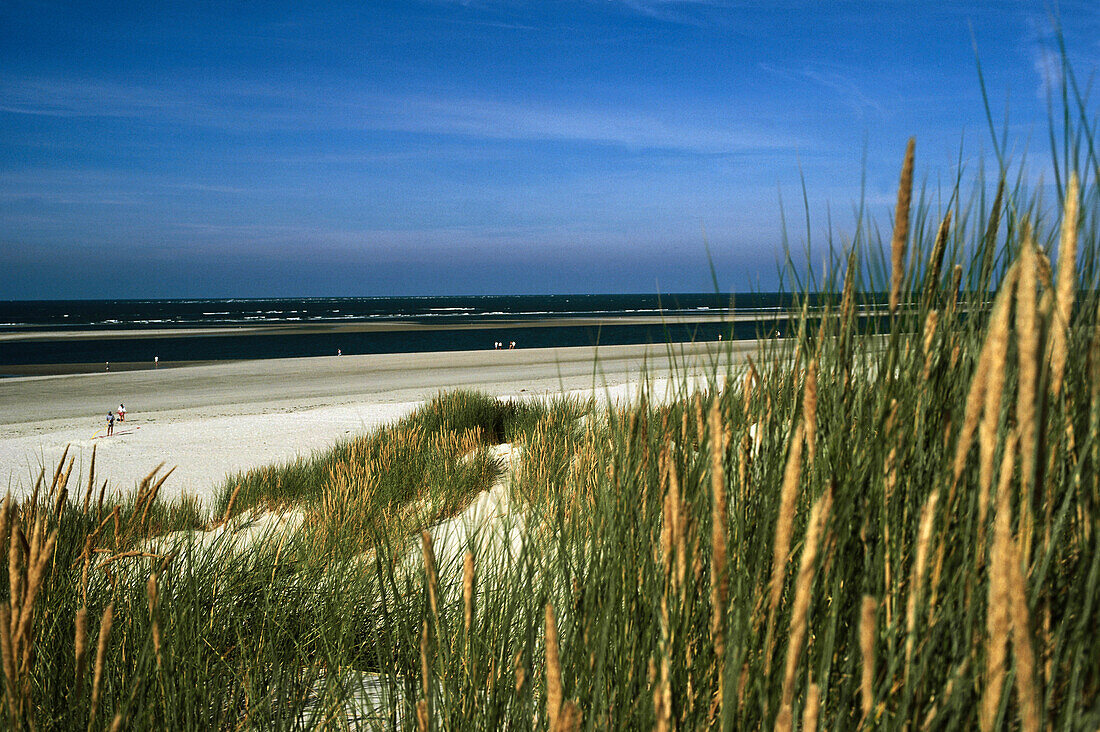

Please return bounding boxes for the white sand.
[0,342,749,506]
[0,401,423,506]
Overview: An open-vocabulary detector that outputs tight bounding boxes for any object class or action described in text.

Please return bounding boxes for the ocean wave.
[492,310,553,316]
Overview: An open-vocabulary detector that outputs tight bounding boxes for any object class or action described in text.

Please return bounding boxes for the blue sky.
[1,1,1097,298]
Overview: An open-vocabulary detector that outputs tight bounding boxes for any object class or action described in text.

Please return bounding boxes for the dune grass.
[210,390,586,557]
[2,82,1100,730]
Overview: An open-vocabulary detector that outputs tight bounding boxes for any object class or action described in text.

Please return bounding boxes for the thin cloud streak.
[0,74,807,154]
[757,62,885,117]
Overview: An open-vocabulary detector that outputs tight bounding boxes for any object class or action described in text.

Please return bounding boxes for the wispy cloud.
[1019,7,1100,100]
[1032,46,1063,99]
[429,0,738,27]
[0,169,287,205]
[758,62,885,117]
[605,0,720,26]
[0,77,187,118]
[352,93,804,153]
[0,73,806,154]
[434,15,541,31]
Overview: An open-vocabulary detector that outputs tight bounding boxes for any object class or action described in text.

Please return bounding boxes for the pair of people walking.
[104,403,126,437]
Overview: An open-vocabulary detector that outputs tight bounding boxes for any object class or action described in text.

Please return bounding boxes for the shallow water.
[0,293,791,367]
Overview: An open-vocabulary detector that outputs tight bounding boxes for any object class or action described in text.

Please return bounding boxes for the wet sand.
[0,341,752,506]
[0,360,231,377]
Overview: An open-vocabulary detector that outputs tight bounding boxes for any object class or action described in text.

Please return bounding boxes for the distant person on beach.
[118,403,126,422]
[154,356,159,368]
[337,349,342,356]
[509,341,515,349]
[105,361,109,371]
[106,411,115,436]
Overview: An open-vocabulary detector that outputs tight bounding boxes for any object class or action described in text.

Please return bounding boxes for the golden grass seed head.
[708,400,731,710]
[48,445,70,499]
[1035,248,1053,290]
[802,682,822,732]
[545,603,563,732]
[654,609,672,732]
[979,178,1005,284]
[982,434,1018,731]
[1016,236,1040,493]
[73,606,88,691]
[13,528,56,656]
[775,706,793,732]
[860,595,877,719]
[416,699,429,732]
[952,264,1017,493]
[1006,536,1040,732]
[514,651,525,693]
[27,515,41,571]
[222,483,242,526]
[770,423,805,616]
[780,490,832,713]
[559,701,583,732]
[669,457,687,591]
[147,572,162,667]
[841,247,857,327]
[463,551,475,636]
[4,516,15,621]
[421,531,440,624]
[924,210,952,303]
[948,265,963,314]
[1050,171,1080,398]
[890,137,916,314]
[922,309,939,381]
[978,264,1019,520]
[763,421,806,675]
[804,358,818,464]
[82,445,97,513]
[89,602,114,725]
[0,610,17,727]
[906,490,939,666]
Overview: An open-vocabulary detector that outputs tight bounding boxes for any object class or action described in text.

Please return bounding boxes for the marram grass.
[2,124,1100,729]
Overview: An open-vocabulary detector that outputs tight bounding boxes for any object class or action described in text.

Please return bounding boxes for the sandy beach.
[0,341,751,506]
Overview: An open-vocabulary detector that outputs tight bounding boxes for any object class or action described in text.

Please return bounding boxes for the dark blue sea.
[0,294,795,371]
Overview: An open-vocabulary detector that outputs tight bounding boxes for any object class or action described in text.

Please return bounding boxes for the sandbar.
[0,312,769,343]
